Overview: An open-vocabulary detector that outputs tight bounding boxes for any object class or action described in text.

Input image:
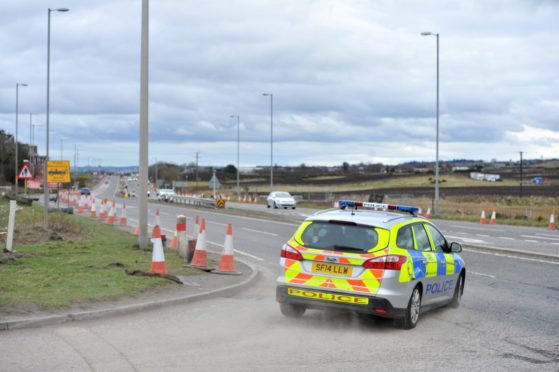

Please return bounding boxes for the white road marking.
[469,271,497,279]
[448,225,504,232]
[445,235,488,244]
[208,220,228,227]
[464,248,559,265]
[242,227,278,236]
[498,237,515,240]
[536,233,559,238]
[476,234,490,237]
[521,234,559,242]
[524,240,538,243]
[206,239,265,261]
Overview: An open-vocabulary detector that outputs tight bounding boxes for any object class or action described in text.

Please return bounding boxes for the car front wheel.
[451,273,465,308]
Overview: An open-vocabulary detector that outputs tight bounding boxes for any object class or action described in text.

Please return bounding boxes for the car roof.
[307,208,424,230]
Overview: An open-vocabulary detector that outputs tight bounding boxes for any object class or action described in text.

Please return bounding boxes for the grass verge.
[0,198,200,311]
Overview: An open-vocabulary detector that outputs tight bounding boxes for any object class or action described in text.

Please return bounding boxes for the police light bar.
[338,200,420,214]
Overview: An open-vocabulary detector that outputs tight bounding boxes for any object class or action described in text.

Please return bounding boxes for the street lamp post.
[15,83,28,194]
[262,93,273,189]
[421,31,440,216]
[44,7,69,230]
[230,115,240,200]
[138,0,149,249]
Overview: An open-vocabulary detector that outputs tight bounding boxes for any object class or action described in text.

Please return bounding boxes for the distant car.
[80,188,91,196]
[267,191,296,209]
[147,190,151,197]
[131,190,136,197]
[157,189,176,202]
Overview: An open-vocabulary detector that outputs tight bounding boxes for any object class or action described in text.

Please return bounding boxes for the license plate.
[311,262,353,276]
[288,288,368,305]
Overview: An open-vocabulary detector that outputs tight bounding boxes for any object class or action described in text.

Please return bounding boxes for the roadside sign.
[17,164,33,180]
[208,174,221,189]
[47,160,71,183]
[216,199,226,208]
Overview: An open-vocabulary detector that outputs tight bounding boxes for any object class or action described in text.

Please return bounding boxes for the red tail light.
[363,255,407,270]
[280,243,303,261]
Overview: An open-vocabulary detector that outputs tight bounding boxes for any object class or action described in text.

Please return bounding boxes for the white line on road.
[524,240,538,243]
[242,227,278,236]
[498,237,515,240]
[536,233,559,238]
[445,235,488,244]
[448,225,504,232]
[521,234,559,242]
[476,234,490,237]
[469,271,497,279]
[208,220,228,227]
[464,248,559,265]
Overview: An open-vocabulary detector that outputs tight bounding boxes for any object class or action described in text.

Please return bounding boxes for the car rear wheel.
[280,303,306,318]
[400,286,421,329]
[451,272,465,308]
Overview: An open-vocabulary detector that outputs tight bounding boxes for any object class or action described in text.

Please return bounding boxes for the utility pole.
[519,151,523,198]
[194,151,200,186]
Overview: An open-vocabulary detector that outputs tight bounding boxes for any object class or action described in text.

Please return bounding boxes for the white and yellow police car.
[276,200,466,329]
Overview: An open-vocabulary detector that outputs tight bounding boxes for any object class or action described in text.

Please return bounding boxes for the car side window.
[412,224,432,251]
[426,225,448,252]
[396,225,414,250]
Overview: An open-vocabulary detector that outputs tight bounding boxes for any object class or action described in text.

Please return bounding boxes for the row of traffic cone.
[149,211,240,275]
[480,209,556,229]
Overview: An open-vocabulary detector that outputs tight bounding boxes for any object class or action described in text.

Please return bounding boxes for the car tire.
[451,272,465,308]
[400,286,422,330]
[292,207,296,210]
[267,203,271,208]
[274,202,278,209]
[280,303,306,318]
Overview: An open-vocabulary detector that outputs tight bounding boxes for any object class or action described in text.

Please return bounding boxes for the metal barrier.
[166,195,226,209]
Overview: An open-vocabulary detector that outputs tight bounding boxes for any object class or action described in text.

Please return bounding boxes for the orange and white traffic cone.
[99,199,107,219]
[549,213,556,230]
[480,210,486,224]
[151,225,167,274]
[213,224,241,275]
[333,200,339,208]
[490,209,497,224]
[105,200,116,224]
[169,231,177,250]
[417,207,423,217]
[425,207,431,219]
[77,196,84,214]
[90,198,97,218]
[119,203,128,225]
[132,224,140,236]
[152,208,161,237]
[189,218,211,270]
[84,195,89,210]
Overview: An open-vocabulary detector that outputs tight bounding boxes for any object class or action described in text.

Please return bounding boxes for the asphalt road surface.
[5,175,558,371]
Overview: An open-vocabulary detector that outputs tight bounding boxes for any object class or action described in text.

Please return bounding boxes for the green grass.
[0,199,200,310]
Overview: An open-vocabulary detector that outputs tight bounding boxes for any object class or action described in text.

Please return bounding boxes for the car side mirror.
[450,242,462,253]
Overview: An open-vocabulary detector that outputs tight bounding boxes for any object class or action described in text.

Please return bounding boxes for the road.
[5,175,558,371]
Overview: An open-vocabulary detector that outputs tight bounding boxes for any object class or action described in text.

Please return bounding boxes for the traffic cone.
[169,231,177,250]
[480,210,486,224]
[425,207,431,219]
[333,200,339,208]
[119,203,128,225]
[151,225,167,274]
[133,224,140,236]
[490,209,497,224]
[84,195,89,209]
[152,208,161,237]
[417,207,423,217]
[189,218,211,270]
[105,200,116,224]
[99,199,107,219]
[77,196,84,213]
[213,224,241,275]
[550,213,556,230]
[90,198,97,218]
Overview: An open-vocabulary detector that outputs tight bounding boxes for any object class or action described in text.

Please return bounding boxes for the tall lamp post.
[262,93,273,189]
[138,0,149,249]
[230,115,240,200]
[421,31,440,216]
[44,7,70,230]
[15,83,28,194]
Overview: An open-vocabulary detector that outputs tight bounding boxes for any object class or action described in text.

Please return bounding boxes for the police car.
[276,200,466,329]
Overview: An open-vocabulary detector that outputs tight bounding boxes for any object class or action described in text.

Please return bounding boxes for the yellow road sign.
[47,160,71,183]
[216,199,226,208]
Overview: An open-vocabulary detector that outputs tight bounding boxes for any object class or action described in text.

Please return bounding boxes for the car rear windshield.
[297,221,380,253]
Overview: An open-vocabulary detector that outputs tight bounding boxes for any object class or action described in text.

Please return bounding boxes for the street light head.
[421,32,432,36]
[262,93,270,96]
[56,8,70,12]
[20,83,28,87]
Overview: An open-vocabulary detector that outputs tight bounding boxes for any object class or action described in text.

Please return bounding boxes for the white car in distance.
[267,191,297,209]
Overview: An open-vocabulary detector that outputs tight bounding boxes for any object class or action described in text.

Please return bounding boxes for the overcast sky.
[1,0,558,167]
